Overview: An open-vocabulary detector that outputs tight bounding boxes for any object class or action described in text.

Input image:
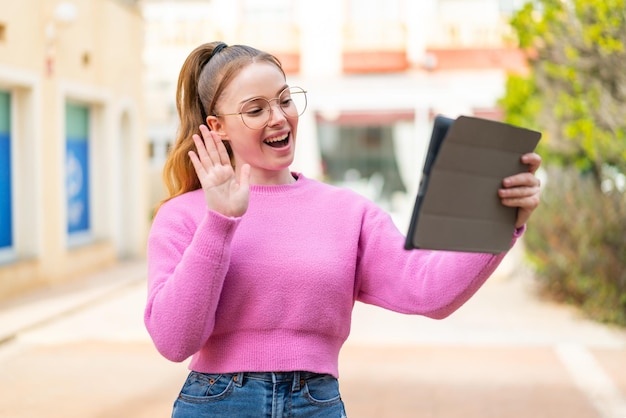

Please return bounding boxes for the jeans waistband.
[234,371,324,391]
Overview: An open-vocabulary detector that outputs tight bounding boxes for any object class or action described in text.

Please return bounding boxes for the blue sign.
[66,139,90,233]
[0,91,11,249]
[65,103,90,235]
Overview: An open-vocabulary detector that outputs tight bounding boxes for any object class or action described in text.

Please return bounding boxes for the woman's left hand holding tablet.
[499,152,542,228]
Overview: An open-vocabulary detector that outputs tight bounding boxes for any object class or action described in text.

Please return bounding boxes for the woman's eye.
[280,98,293,107]
[243,107,265,117]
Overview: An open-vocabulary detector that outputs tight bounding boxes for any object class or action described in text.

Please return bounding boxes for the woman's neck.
[245,168,296,185]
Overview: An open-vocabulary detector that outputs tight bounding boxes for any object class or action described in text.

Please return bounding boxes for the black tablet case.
[404,115,541,253]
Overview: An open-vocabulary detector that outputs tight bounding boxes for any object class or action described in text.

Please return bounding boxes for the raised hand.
[188,124,250,218]
[499,152,542,228]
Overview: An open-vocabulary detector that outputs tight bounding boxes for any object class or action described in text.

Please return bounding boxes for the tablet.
[404,115,541,253]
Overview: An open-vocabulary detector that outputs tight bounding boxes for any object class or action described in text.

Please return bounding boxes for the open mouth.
[264,132,290,148]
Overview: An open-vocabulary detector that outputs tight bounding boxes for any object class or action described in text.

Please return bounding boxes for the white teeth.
[265,133,288,143]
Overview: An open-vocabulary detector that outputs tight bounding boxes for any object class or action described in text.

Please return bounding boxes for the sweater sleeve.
[144,202,240,362]
[354,206,523,319]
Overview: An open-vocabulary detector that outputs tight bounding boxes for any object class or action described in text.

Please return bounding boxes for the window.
[317,123,406,206]
[65,102,91,244]
[0,91,11,251]
[242,0,293,21]
[499,0,526,15]
[346,0,401,20]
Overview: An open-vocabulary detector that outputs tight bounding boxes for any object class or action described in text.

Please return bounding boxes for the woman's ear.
[206,116,228,139]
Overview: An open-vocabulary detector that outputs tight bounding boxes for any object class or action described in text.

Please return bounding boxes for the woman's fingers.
[521,152,542,174]
[198,125,229,167]
[215,135,231,167]
[500,152,543,228]
[500,172,540,196]
[188,125,232,174]
[191,134,212,168]
[187,148,204,177]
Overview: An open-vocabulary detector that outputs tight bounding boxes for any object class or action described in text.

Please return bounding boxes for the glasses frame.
[213,86,307,130]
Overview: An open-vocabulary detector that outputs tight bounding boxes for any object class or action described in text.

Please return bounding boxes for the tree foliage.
[500,1,626,325]
[506,0,626,182]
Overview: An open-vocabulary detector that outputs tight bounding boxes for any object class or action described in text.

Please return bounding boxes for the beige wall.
[0,0,147,301]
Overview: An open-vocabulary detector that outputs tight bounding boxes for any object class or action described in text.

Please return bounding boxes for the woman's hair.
[156,42,284,213]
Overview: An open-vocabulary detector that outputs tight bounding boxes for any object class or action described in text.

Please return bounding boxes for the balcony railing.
[342,21,408,73]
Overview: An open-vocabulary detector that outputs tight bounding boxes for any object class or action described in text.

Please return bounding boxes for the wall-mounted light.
[54,2,79,23]
[45,2,78,76]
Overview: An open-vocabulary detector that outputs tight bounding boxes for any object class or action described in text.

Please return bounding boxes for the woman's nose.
[266,103,287,127]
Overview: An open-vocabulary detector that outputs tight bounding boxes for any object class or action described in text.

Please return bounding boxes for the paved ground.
[0,251,626,418]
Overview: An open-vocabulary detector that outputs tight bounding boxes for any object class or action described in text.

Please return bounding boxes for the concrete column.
[404,0,437,67]
[297,0,343,79]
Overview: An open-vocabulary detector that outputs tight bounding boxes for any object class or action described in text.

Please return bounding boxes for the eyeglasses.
[213,86,307,130]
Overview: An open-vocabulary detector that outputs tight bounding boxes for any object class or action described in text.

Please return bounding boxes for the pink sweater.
[145,173,520,378]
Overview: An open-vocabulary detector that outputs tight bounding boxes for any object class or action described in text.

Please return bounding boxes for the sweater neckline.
[249,172,306,195]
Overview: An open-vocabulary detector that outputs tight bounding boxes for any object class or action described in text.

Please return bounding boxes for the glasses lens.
[240,99,271,129]
[239,87,308,129]
[280,87,307,118]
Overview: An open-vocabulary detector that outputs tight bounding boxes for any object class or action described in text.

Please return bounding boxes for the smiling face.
[207,62,299,185]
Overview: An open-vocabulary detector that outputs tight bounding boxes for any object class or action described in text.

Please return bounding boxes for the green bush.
[525,166,626,325]
[501,1,626,327]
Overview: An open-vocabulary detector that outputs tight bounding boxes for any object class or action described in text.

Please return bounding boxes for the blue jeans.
[172,371,347,418]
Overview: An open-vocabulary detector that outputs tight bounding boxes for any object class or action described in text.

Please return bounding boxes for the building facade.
[0,0,147,301]
[143,0,528,221]
[0,0,527,302]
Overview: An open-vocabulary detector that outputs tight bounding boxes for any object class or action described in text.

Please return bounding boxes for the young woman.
[144,41,542,418]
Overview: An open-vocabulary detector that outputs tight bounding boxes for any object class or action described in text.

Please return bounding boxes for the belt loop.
[292,371,302,392]
[233,372,244,387]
